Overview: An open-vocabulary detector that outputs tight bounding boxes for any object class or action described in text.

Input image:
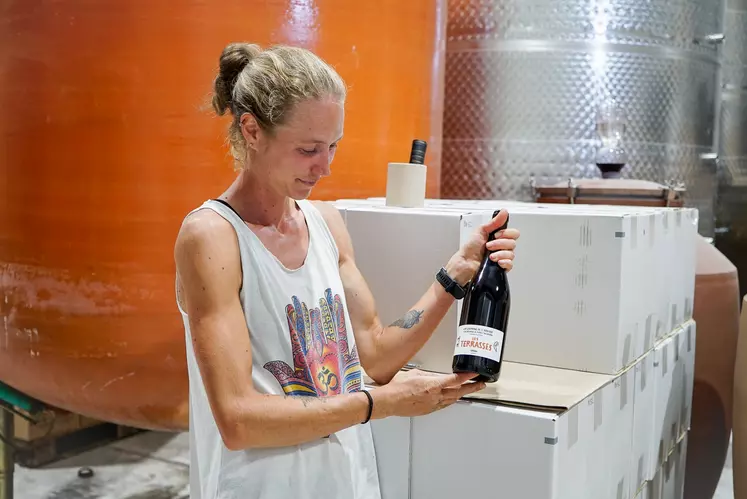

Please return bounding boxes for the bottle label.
[454,324,504,362]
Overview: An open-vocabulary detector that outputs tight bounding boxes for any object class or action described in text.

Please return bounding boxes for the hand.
[370,369,486,419]
[445,209,520,286]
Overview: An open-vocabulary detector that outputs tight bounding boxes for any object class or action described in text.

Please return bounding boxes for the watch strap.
[436,267,467,299]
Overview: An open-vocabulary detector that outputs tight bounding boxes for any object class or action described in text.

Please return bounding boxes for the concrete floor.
[14,431,738,498]
[15,431,190,499]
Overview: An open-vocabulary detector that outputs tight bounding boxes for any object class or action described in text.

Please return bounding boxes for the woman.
[174,42,520,499]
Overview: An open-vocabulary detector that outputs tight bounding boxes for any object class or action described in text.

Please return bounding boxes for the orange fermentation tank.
[0,0,446,430]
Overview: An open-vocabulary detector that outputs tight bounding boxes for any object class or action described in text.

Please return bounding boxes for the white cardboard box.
[369,416,411,499]
[656,208,698,340]
[449,200,696,332]
[637,483,651,499]
[504,204,647,372]
[416,198,696,345]
[681,210,698,324]
[678,320,696,435]
[674,434,689,499]
[649,433,688,499]
[337,203,648,374]
[669,209,698,331]
[669,319,696,442]
[631,348,656,491]
[498,203,654,365]
[647,320,696,483]
[652,332,678,477]
[601,361,637,499]
[366,361,632,499]
[652,333,676,477]
[358,197,697,338]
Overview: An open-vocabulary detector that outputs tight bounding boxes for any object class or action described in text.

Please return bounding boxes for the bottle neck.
[487,211,508,244]
[485,228,507,270]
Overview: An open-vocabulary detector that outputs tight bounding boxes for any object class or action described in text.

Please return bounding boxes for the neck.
[223,168,297,228]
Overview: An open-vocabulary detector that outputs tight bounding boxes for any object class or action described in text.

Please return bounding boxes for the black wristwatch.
[436,267,468,300]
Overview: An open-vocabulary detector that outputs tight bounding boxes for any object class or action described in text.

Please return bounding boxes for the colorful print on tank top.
[264,288,362,397]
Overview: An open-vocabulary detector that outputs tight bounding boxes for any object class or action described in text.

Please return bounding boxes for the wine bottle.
[452,210,511,383]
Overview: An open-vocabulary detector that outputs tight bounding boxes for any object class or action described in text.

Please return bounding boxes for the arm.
[174,209,371,450]
[316,204,456,384]
[342,259,457,385]
[316,202,518,385]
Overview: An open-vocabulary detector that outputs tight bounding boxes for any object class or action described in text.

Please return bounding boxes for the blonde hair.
[211,43,347,169]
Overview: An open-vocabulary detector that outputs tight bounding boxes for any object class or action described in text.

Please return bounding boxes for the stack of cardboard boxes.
[332,197,698,499]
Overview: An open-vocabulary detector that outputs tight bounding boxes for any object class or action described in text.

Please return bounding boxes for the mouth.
[297,179,318,187]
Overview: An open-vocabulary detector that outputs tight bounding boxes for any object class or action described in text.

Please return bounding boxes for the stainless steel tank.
[714,0,747,299]
[442,2,741,497]
[442,0,725,236]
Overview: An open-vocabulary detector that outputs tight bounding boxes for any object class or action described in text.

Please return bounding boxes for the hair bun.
[212,42,261,116]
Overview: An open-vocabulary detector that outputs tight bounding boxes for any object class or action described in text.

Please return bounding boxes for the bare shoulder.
[175,208,238,262]
[310,200,345,229]
[311,200,353,260]
[174,207,242,306]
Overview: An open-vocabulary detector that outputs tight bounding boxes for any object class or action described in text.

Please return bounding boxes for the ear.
[239,113,262,152]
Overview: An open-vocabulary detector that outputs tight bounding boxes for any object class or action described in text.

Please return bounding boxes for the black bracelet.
[361,390,374,424]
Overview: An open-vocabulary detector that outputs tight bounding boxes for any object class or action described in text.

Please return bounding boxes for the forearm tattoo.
[388,309,424,329]
[288,395,328,407]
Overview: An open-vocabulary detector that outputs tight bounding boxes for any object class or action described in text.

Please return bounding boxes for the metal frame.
[0,382,43,499]
[0,403,14,499]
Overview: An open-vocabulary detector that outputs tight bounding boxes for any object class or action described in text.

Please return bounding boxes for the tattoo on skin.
[389,309,424,329]
[292,396,327,408]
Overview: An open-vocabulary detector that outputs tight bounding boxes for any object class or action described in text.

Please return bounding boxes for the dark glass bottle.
[452,210,511,383]
[409,139,427,165]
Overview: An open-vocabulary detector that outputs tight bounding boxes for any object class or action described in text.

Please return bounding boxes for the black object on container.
[409,139,427,165]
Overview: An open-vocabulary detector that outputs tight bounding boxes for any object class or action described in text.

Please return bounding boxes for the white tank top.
[177,199,381,499]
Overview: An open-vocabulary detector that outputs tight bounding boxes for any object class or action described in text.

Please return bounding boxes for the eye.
[299,147,317,156]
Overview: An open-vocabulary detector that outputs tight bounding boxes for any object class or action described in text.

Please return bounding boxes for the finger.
[498,260,513,271]
[486,239,517,251]
[407,369,442,377]
[442,381,486,400]
[434,392,459,410]
[501,228,520,240]
[435,399,456,412]
[439,371,479,388]
[489,250,514,262]
[479,210,509,237]
[456,380,487,398]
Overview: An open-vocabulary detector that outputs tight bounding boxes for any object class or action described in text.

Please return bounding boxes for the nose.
[315,149,333,177]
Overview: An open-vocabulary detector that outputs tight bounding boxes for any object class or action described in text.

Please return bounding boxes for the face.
[240,96,344,200]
